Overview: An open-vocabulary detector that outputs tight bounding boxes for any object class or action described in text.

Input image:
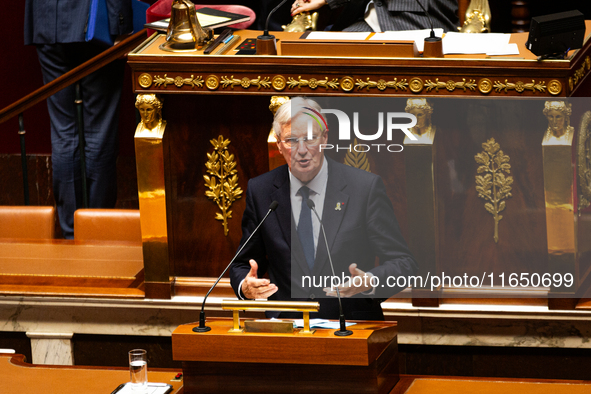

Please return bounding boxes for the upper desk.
[129,23,591,98]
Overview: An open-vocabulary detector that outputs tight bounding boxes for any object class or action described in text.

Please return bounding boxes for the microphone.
[193,200,279,333]
[414,0,443,58]
[256,0,290,55]
[306,199,353,337]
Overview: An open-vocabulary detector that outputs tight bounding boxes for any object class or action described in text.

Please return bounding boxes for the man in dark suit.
[291,0,458,33]
[24,0,133,238]
[230,97,418,320]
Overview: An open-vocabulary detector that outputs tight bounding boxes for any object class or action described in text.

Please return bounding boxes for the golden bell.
[160,0,213,52]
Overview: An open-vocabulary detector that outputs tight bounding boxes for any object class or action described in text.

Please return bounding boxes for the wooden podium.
[172,318,399,394]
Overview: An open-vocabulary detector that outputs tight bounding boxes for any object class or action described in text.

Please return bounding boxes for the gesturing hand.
[291,0,326,16]
[323,264,374,297]
[241,259,278,299]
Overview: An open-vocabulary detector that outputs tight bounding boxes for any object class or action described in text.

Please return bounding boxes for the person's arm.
[106,0,133,37]
[291,0,348,16]
[229,180,278,300]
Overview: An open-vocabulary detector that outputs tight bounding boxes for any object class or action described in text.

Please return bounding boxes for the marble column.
[26,332,74,365]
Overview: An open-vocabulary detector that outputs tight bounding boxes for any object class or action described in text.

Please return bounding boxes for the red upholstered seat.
[146,0,256,35]
[0,206,55,240]
[74,209,142,242]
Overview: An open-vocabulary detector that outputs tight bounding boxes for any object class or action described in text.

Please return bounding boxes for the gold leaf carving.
[153,74,203,88]
[204,136,243,236]
[493,79,546,93]
[343,138,371,172]
[287,76,340,90]
[355,78,408,91]
[475,138,513,243]
[424,78,476,92]
[220,75,271,90]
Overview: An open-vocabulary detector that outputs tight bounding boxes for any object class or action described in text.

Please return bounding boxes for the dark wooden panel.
[162,95,272,277]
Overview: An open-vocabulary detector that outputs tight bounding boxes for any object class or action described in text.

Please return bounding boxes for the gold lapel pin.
[335,202,342,211]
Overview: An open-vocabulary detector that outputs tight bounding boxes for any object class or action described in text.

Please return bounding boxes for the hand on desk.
[241,259,278,299]
[291,0,326,16]
[324,264,375,297]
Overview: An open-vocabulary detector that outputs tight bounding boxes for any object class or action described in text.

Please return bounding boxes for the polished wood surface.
[0,354,182,394]
[0,239,144,298]
[173,318,398,394]
[173,318,397,365]
[392,375,591,394]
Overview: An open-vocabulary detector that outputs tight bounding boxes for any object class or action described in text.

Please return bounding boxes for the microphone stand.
[256,0,290,55]
[307,199,353,337]
[415,0,443,58]
[193,201,279,332]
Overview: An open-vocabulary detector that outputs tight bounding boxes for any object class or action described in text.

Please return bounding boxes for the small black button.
[310,294,315,300]
[375,1,383,6]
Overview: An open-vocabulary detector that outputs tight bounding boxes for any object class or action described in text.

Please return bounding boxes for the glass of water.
[129,349,148,391]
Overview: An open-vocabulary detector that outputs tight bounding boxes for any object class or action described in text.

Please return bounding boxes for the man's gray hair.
[272,97,324,139]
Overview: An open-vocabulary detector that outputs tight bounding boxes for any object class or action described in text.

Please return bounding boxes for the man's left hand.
[323,264,374,297]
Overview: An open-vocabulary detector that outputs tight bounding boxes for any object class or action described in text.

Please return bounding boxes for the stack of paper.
[442,32,519,56]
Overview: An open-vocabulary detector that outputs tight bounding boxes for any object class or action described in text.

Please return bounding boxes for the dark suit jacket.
[24,0,132,45]
[230,157,418,320]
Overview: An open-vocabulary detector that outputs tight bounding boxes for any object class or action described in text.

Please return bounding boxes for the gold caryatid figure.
[135,94,166,138]
[543,100,574,142]
[405,98,435,143]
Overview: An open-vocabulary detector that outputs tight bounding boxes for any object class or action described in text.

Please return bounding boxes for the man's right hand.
[241,259,278,299]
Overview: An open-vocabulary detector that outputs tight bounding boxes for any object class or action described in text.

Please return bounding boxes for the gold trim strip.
[493,79,546,93]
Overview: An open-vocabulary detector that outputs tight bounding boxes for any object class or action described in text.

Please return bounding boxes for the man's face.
[277,114,328,183]
[138,102,156,125]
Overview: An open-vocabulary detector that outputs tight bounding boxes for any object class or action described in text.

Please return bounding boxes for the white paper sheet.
[306,32,371,40]
[293,319,357,329]
[370,28,443,52]
[442,32,512,55]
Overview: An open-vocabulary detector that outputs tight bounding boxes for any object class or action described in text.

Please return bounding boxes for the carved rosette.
[340,76,355,92]
[206,75,220,90]
[478,78,493,94]
[138,73,153,88]
[272,75,287,91]
[409,77,424,93]
[548,80,562,96]
[493,79,546,94]
[578,111,591,213]
[204,136,243,236]
[475,138,513,243]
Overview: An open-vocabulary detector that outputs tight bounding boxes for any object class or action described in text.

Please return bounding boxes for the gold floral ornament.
[475,138,513,243]
[204,136,243,236]
[344,138,371,172]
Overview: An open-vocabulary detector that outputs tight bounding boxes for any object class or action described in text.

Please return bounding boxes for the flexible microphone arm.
[414,0,436,38]
[193,201,279,333]
[263,0,291,37]
[307,199,353,337]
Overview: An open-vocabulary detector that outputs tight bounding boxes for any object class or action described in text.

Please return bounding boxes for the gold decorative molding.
[221,75,271,90]
[571,56,591,89]
[340,76,355,92]
[424,78,476,92]
[493,79,546,93]
[287,76,339,90]
[578,111,591,213]
[138,73,153,88]
[547,80,562,96]
[478,78,493,94]
[153,74,203,88]
[475,138,513,243]
[272,75,287,91]
[343,138,371,172]
[205,75,220,90]
[409,77,424,93]
[204,136,243,236]
[355,78,408,91]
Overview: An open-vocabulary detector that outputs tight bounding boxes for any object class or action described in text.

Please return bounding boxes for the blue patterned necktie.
[297,186,315,271]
